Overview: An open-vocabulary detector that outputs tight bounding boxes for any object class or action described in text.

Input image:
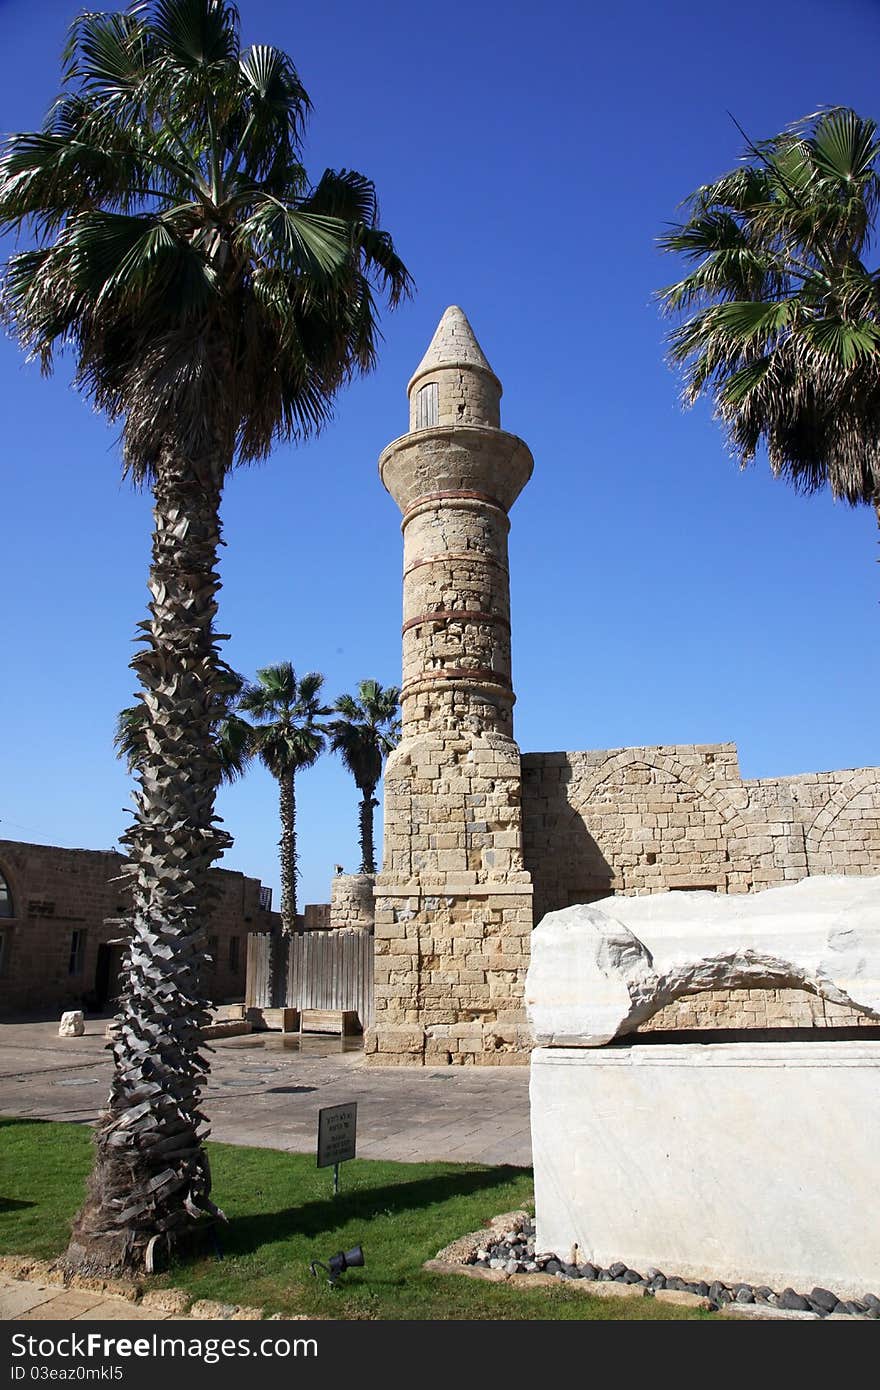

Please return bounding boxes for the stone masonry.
[365,307,535,1065]
[330,873,376,931]
[360,309,880,1061]
[0,839,276,1015]
[522,744,880,1030]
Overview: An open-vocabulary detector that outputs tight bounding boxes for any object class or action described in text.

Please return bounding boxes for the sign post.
[317,1102,357,1195]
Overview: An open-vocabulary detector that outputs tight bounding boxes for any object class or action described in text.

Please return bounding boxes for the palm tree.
[657,107,880,528]
[237,664,329,934]
[0,0,409,1274]
[115,666,253,784]
[329,679,401,874]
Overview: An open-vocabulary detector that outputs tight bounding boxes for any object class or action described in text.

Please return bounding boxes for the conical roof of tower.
[408,305,500,393]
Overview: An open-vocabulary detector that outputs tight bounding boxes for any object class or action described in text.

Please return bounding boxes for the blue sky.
[2,0,878,909]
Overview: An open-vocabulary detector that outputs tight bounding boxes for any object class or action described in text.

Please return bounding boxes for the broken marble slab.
[525,874,880,1046]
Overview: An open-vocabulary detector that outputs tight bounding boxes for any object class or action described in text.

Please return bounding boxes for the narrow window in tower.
[416,381,439,428]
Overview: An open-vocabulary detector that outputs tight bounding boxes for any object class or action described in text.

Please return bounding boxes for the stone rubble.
[469,1220,880,1319]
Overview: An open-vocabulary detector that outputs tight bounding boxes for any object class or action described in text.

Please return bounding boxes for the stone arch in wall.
[563,750,749,900]
[805,772,880,875]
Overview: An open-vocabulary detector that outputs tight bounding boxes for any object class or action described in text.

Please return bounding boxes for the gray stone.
[608,1262,627,1279]
[779,1288,811,1311]
[809,1287,839,1314]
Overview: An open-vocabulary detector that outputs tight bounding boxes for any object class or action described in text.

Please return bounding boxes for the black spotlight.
[309,1245,365,1288]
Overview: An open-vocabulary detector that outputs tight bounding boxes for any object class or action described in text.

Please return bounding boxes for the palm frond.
[658,106,880,508]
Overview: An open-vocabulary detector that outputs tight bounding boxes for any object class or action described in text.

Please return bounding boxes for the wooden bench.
[299,1008,361,1037]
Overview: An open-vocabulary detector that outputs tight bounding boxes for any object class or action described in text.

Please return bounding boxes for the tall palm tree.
[0,0,409,1274]
[329,679,401,874]
[237,664,329,934]
[657,107,880,528]
[115,666,253,784]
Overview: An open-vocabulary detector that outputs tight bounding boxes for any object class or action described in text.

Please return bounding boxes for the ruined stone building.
[0,839,276,1015]
[362,307,880,1066]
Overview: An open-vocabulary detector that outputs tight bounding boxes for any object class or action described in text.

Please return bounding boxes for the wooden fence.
[246,930,374,1029]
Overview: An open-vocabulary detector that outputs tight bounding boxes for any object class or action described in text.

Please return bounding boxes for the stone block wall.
[521,744,880,1033]
[302,903,331,931]
[368,881,533,1066]
[329,873,375,931]
[368,731,533,1065]
[0,839,276,1015]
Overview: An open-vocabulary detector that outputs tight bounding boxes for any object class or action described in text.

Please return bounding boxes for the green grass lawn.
[0,1116,706,1320]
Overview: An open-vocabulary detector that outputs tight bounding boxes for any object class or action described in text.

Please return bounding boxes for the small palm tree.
[658,107,880,528]
[237,664,329,934]
[0,0,409,1274]
[329,679,401,874]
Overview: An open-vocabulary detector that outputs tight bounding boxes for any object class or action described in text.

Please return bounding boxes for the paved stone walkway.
[0,1273,181,1321]
[0,1019,531,1323]
[0,1019,532,1166]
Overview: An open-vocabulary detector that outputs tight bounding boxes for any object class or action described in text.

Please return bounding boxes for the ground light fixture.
[309,1245,365,1288]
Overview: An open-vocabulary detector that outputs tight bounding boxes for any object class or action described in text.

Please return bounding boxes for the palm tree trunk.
[279,773,297,933]
[358,788,378,875]
[65,446,231,1277]
[271,774,297,1007]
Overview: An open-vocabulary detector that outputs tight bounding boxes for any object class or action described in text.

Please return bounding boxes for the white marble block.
[531,1041,880,1298]
[526,874,880,1046]
[58,1010,85,1037]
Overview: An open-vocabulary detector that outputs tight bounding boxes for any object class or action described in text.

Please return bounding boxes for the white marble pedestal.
[531,1041,880,1298]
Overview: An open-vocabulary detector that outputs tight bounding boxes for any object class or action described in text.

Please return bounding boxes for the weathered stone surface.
[330,873,375,932]
[369,307,534,1066]
[531,1041,880,1299]
[0,838,271,1018]
[188,1299,239,1319]
[513,1272,559,1289]
[719,1304,818,1320]
[526,875,880,1046]
[58,1011,84,1037]
[139,1289,191,1314]
[653,1289,711,1309]
[422,1259,508,1282]
[568,1279,646,1301]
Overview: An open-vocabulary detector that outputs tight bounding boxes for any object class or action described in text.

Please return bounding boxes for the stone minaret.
[366,306,534,1066]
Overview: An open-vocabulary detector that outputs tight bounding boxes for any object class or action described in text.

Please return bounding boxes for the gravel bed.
[470,1220,880,1319]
